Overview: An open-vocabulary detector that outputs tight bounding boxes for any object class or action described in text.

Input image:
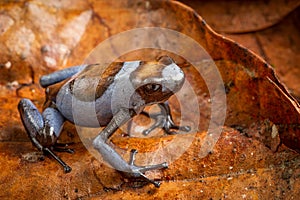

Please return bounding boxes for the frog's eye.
[144,84,161,93]
[157,55,173,65]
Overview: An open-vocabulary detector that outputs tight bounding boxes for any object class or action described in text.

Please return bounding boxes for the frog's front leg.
[18,98,72,173]
[40,65,86,88]
[142,102,191,136]
[93,108,168,188]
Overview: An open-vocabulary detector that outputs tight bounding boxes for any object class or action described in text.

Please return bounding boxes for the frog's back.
[68,63,124,102]
[53,62,124,127]
[53,57,184,128]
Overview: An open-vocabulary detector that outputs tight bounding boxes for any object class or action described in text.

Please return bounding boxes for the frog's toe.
[142,112,191,136]
[128,149,168,172]
[125,149,168,188]
[163,120,191,135]
[142,114,164,136]
[51,142,75,154]
[52,145,75,154]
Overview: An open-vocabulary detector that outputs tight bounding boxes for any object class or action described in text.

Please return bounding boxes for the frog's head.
[130,55,185,105]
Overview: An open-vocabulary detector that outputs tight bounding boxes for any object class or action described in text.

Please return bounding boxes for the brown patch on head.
[130,61,165,88]
[129,56,177,89]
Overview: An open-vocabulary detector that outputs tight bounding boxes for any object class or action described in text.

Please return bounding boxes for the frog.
[18,55,190,187]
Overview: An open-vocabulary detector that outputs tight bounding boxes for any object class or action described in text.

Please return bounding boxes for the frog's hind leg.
[142,102,191,136]
[18,98,72,173]
[40,65,86,88]
[93,108,168,188]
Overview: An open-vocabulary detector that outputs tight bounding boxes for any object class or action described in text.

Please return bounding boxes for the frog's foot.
[142,102,191,136]
[52,143,75,154]
[123,149,168,188]
[42,146,72,173]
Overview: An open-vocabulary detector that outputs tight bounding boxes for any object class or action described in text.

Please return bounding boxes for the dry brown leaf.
[0,0,299,199]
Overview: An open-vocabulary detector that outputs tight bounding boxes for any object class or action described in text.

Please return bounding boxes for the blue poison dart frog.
[18,55,190,187]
